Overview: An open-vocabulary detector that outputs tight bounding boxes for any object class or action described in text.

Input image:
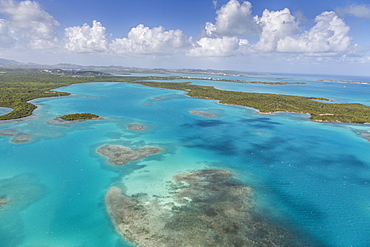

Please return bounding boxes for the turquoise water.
[0,74,369,246]
[141,73,370,106]
[0,107,12,115]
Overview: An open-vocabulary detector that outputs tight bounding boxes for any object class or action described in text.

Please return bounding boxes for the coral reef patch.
[0,129,32,143]
[152,97,166,101]
[0,129,18,136]
[97,145,162,166]
[127,124,146,131]
[0,196,9,208]
[11,134,32,143]
[189,110,219,118]
[359,131,370,142]
[106,169,306,247]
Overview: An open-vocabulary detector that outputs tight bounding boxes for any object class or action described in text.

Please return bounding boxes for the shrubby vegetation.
[0,69,141,120]
[60,113,100,121]
[134,81,370,123]
[1,68,369,123]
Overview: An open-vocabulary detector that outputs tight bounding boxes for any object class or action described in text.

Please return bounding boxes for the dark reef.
[106,169,307,247]
[0,196,9,208]
[0,129,18,136]
[127,124,146,131]
[11,134,32,143]
[97,144,162,166]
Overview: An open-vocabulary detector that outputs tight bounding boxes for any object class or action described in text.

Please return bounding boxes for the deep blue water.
[0,74,370,246]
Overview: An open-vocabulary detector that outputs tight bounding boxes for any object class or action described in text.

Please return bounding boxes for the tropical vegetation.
[1,68,369,123]
[60,113,100,121]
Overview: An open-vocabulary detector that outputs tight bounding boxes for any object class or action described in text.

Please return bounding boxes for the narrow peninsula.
[133,81,370,123]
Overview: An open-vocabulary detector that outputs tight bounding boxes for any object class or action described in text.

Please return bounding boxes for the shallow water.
[0,74,369,246]
[0,107,12,116]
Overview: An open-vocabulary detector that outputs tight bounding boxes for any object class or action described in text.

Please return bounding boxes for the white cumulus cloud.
[65,20,108,53]
[189,36,249,57]
[205,0,259,37]
[110,24,189,54]
[0,0,59,49]
[277,11,352,54]
[336,4,370,19]
[253,8,299,52]
[0,19,15,48]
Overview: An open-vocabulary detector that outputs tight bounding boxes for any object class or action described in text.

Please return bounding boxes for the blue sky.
[0,0,369,76]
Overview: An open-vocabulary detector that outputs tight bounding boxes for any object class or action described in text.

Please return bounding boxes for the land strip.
[147,75,305,85]
[1,69,370,123]
[133,81,370,123]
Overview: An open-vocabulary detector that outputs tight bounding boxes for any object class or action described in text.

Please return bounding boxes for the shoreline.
[152,82,370,124]
[1,71,369,124]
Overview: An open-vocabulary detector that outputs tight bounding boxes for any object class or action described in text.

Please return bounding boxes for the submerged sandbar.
[97,144,162,166]
[106,169,308,247]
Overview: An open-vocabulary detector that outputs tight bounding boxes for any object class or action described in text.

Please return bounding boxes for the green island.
[0,68,370,123]
[133,81,370,123]
[60,113,101,121]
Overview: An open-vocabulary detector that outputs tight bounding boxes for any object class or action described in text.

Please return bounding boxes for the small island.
[60,113,101,121]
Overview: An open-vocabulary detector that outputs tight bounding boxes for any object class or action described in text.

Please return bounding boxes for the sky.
[0,0,369,76]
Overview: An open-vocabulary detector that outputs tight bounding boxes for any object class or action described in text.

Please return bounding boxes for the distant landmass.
[0,58,264,77]
[0,58,23,65]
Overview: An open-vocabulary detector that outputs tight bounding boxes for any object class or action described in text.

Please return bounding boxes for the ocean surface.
[0,73,369,246]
